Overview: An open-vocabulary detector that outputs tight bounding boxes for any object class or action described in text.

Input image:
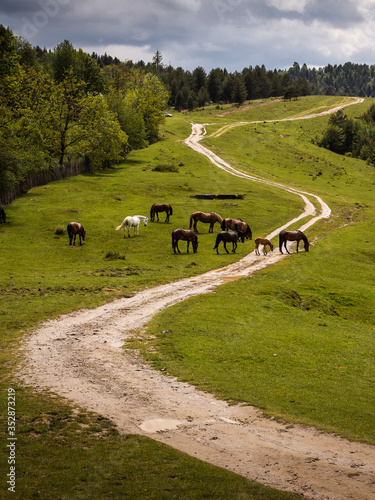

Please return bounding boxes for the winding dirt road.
[22,99,375,499]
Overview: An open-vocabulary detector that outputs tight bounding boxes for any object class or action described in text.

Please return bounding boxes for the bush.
[152,164,179,173]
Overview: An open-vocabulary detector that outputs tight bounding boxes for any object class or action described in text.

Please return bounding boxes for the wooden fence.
[0,160,91,206]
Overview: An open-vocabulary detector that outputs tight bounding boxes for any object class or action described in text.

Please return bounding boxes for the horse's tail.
[171,231,175,250]
[221,219,226,230]
[214,234,220,249]
[115,222,124,231]
[279,233,283,252]
[150,204,154,219]
[189,214,194,229]
[67,223,72,236]
[169,205,173,215]
[247,224,252,240]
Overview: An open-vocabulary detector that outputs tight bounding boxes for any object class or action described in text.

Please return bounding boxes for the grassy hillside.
[138,97,375,444]
[1,95,373,498]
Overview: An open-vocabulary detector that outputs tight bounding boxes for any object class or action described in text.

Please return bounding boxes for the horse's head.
[82,230,86,240]
[304,239,309,251]
[269,242,274,251]
[143,218,149,226]
[193,238,199,253]
[238,231,245,243]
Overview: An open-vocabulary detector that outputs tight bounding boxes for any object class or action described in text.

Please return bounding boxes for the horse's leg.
[296,240,299,252]
[224,241,229,254]
[209,223,213,233]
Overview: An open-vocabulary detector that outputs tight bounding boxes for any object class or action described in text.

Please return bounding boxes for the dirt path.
[22,99,375,499]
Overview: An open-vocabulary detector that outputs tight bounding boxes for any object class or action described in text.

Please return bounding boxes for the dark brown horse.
[67,222,86,246]
[150,203,173,222]
[172,229,198,254]
[221,218,252,239]
[0,205,6,223]
[189,211,223,233]
[214,230,245,254]
[279,230,309,254]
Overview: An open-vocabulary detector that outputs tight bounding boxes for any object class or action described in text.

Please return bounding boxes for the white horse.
[115,215,148,237]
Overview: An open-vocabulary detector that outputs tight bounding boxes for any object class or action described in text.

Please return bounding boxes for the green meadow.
[1,96,374,498]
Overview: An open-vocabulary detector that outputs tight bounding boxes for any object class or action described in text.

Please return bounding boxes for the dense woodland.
[317,105,375,166]
[2,23,375,201]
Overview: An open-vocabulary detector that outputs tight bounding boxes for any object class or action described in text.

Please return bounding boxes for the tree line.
[0,26,168,199]
[128,56,375,111]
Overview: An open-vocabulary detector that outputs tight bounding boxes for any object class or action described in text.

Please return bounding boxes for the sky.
[1,0,375,72]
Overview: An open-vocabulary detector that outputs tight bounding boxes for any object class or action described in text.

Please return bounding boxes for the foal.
[254,237,274,255]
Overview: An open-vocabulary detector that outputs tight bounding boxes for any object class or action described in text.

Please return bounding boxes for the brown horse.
[254,237,274,255]
[221,218,252,239]
[150,203,173,222]
[172,229,198,254]
[67,222,86,246]
[189,211,223,233]
[279,230,309,254]
[0,205,6,223]
[214,230,245,254]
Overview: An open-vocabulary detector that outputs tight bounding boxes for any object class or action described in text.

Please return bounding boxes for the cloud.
[2,0,374,72]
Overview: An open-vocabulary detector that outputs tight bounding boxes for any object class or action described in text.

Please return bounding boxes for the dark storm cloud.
[1,0,374,71]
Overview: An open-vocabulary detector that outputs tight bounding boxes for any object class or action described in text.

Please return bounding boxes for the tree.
[46,69,88,165]
[136,74,169,142]
[208,68,223,102]
[106,91,147,150]
[192,66,207,92]
[73,95,128,170]
[232,74,247,104]
[187,90,198,111]
[152,50,163,71]
[318,125,346,154]
[51,40,76,82]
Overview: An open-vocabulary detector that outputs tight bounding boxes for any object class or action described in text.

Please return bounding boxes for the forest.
[2,23,375,202]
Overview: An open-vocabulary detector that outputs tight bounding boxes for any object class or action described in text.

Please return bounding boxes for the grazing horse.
[214,230,245,254]
[150,203,173,222]
[115,215,148,237]
[172,229,198,254]
[67,222,86,246]
[279,230,309,254]
[221,218,252,240]
[254,237,274,255]
[0,205,6,223]
[189,211,223,233]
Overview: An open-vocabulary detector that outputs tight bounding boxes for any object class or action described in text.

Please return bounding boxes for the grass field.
[1,95,374,498]
[139,97,375,444]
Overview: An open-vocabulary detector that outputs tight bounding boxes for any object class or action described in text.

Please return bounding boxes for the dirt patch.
[216,99,282,117]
